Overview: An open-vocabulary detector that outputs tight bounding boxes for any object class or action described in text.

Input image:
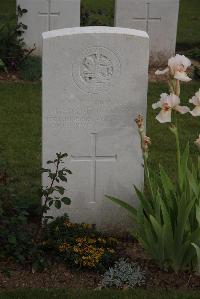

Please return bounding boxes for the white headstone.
[17,0,80,55]
[115,0,179,64]
[42,27,149,232]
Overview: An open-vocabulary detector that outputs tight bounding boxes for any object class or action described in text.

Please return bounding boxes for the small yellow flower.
[98,238,106,244]
[82,223,92,229]
[64,220,69,226]
[64,221,77,228]
[59,242,70,252]
[107,248,115,254]
[87,238,96,244]
[75,237,87,244]
[73,246,81,253]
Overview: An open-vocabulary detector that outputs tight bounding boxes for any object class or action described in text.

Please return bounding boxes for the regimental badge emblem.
[72,47,121,94]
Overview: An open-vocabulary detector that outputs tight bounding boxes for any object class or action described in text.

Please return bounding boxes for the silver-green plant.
[101,258,145,288]
[107,54,200,273]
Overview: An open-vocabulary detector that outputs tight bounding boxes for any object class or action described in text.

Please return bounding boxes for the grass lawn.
[177,0,200,47]
[1,289,200,299]
[0,82,41,206]
[0,81,199,206]
[1,0,200,48]
[0,0,15,17]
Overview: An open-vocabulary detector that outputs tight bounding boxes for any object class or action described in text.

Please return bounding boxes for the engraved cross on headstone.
[38,0,60,31]
[71,133,117,204]
[132,2,161,33]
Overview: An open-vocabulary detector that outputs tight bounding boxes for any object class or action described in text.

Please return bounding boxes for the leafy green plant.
[0,202,32,264]
[0,5,33,71]
[0,162,47,272]
[0,167,37,265]
[107,54,200,273]
[193,66,200,80]
[42,214,118,271]
[34,153,72,242]
[0,153,72,272]
[18,56,42,81]
[101,258,145,288]
[80,2,114,26]
[185,48,200,62]
[0,58,8,72]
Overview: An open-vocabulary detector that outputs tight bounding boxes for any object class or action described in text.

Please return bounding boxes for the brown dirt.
[1,240,200,291]
[124,241,200,291]
[0,261,100,290]
[0,72,22,83]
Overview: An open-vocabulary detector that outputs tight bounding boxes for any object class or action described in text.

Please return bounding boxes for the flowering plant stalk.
[107,54,200,272]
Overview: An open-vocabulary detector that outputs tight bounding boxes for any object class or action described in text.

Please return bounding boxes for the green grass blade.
[134,185,153,214]
[192,243,200,274]
[179,142,189,190]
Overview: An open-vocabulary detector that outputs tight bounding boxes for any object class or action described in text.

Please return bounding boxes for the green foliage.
[0,166,39,265]
[19,56,42,81]
[43,214,118,271]
[193,66,200,80]
[137,137,200,272]
[33,152,72,254]
[0,58,8,72]
[0,152,72,271]
[0,161,47,273]
[81,0,114,26]
[185,47,200,62]
[192,243,200,273]
[108,127,200,272]
[0,0,15,18]
[101,258,145,288]
[107,51,200,273]
[41,152,72,224]
[0,202,32,264]
[0,5,30,70]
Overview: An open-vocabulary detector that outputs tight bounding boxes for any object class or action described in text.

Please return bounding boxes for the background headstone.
[115,0,179,64]
[17,0,80,55]
[43,27,149,232]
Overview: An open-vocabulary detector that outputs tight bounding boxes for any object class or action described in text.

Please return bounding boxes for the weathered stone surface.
[42,27,149,232]
[17,0,80,55]
[115,0,179,64]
